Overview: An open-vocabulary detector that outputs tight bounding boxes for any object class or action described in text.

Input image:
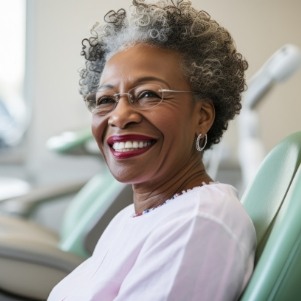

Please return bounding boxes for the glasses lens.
[84,93,96,112]
[130,84,163,109]
[85,89,117,115]
[85,84,164,114]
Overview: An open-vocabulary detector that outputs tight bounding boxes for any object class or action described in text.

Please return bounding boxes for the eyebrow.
[97,84,115,91]
[98,76,171,90]
[135,76,170,87]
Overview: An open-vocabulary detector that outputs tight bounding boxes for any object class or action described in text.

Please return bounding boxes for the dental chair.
[1,131,301,301]
[0,127,96,216]
[0,166,133,300]
[239,131,301,301]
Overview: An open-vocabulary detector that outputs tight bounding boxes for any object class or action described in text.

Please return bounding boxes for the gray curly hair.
[80,0,248,149]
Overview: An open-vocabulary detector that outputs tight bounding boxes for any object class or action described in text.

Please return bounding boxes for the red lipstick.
[107,134,156,159]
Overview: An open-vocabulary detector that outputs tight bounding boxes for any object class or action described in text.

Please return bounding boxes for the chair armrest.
[0,179,87,217]
[0,236,84,300]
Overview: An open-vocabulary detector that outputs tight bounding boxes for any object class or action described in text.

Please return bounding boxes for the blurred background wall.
[1,0,301,189]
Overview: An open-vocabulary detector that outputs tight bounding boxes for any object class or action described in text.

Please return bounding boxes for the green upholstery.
[240,131,301,301]
[59,171,133,257]
[60,173,111,240]
[0,167,133,300]
[0,126,135,299]
[242,131,301,256]
[59,171,113,257]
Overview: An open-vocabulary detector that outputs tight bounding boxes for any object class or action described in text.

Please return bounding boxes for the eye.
[137,90,161,100]
[135,90,162,107]
[95,95,116,106]
[85,91,117,114]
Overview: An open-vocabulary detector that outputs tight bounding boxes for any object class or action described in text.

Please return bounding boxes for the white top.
[48,183,256,301]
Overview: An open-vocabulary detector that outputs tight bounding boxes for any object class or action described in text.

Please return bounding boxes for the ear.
[194,98,215,135]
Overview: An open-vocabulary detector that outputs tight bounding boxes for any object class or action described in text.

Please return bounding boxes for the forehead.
[99,44,189,88]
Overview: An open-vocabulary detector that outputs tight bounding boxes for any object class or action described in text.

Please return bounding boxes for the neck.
[132,160,213,215]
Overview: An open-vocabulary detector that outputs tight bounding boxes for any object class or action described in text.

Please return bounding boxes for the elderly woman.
[48,0,256,300]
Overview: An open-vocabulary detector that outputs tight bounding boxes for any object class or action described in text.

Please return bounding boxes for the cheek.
[153,106,194,135]
[151,113,193,158]
[91,115,107,150]
[161,108,197,146]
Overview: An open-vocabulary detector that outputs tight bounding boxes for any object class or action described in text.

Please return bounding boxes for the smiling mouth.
[112,140,153,152]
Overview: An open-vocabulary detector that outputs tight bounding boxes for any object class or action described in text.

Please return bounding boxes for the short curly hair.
[79,0,248,150]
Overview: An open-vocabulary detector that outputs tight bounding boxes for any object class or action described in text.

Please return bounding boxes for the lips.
[107,135,156,159]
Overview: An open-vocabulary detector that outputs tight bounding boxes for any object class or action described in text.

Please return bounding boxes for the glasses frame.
[85,84,201,115]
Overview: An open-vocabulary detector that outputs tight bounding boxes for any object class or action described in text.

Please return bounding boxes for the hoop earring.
[196,133,207,152]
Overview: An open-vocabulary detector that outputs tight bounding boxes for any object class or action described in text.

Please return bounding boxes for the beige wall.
[24,0,301,181]
[197,0,301,154]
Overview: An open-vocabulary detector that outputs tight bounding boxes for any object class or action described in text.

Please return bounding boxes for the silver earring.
[196,133,207,152]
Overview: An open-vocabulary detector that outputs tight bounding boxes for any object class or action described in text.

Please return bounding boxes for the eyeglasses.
[84,83,199,115]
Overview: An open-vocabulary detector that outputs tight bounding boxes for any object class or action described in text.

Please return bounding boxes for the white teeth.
[125,141,132,148]
[112,141,151,151]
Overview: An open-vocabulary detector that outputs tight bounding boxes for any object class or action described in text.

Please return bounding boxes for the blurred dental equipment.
[0,93,30,200]
[46,128,99,156]
[244,44,301,110]
[0,176,30,201]
[239,44,301,189]
[0,91,28,148]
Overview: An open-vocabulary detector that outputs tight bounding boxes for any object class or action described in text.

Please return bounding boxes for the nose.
[108,95,142,129]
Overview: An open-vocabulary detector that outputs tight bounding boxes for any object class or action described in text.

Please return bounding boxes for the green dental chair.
[0,131,301,301]
[0,164,133,300]
[240,131,301,301]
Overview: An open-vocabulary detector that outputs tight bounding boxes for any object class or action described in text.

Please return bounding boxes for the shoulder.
[154,183,256,251]
[164,183,246,224]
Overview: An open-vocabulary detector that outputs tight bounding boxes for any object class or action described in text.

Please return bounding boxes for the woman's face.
[92,44,213,185]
